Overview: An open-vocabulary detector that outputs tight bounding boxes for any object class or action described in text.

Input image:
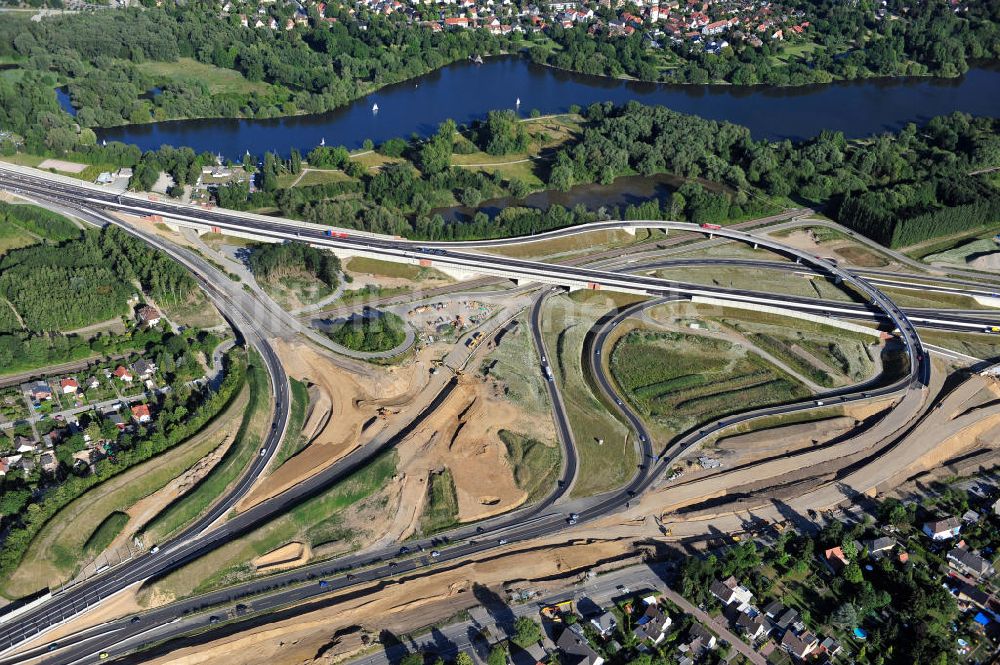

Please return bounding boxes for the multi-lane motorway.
[0,162,957,663]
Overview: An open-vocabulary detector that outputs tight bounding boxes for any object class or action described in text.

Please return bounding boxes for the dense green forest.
[535,0,1000,85]
[328,309,406,353]
[0,225,196,333]
[206,105,997,247]
[248,240,342,288]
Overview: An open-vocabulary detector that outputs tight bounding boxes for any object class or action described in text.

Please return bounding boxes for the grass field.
[479,319,552,419]
[345,256,446,281]
[877,286,994,311]
[920,330,1000,361]
[142,359,270,545]
[0,153,114,183]
[711,309,878,386]
[142,452,397,601]
[921,237,1000,265]
[772,40,821,64]
[542,292,638,497]
[420,468,460,535]
[0,222,38,255]
[499,430,561,503]
[483,228,653,260]
[654,265,859,303]
[905,226,1000,260]
[273,378,309,467]
[276,169,352,189]
[610,328,810,438]
[136,58,272,96]
[0,377,250,599]
[83,512,130,558]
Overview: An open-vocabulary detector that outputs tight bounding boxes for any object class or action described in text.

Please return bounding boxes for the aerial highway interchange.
[0,161,996,664]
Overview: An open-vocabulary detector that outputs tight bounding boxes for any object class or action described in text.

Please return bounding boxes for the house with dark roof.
[861,537,896,557]
[818,636,842,657]
[590,610,616,637]
[948,548,995,579]
[735,611,769,641]
[954,580,990,610]
[556,626,604,665]
[26,381,52,401]
[133,359,156,379]
[781,630,819,660]
[678,624,716,659]
[764,601,799,635]
[923,517,961,541]
[632,599,671,645]
[709,576,754,609]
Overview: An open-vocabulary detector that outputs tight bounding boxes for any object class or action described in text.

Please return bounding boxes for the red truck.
[700,223,722,230]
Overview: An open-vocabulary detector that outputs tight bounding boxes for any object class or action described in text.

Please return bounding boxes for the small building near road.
[137,305,162,328]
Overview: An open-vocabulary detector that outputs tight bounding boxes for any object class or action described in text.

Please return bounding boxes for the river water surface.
[92,57,1000,158]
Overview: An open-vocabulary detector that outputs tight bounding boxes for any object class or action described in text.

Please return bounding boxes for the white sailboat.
[515,97,521,107]
[372,103,379,113]
[320,137,325,146]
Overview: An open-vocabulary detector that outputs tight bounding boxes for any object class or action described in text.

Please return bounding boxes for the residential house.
[781,630,819,661]
[962,509,981,524]
[763,601,799,635]
[85,376,101,391]
[557,625,605,665]
[824,546,850,572]
[948,547,995,579]
[735,611,769,641]
[923,517,962,541]
[590,610,617,637]
[678,624,716,659]
[114,366,134,383]
[109,413,127,430]
[27,381,52,401]
[40,452,58,473]
[709,576,754,609]
[992,497,1000,516]
[19,457,35,474]
[818,636,842,658]
[59,378,79,394]
[131,404,152,424]
[14,436,36,454]
[137,305,162,327]
[861,537,896,557]
[42,430,62,449]
[632,598,671,645]
[955,580,990,610]
[133,359,156,380]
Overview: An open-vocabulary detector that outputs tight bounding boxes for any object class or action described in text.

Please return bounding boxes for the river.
[90,56,1000,159]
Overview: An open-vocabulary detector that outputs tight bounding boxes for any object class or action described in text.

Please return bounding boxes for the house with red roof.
[131,404,152,424]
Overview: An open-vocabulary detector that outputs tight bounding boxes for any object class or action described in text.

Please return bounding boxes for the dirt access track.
[237,340,435,511]
[140,537,636,665]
